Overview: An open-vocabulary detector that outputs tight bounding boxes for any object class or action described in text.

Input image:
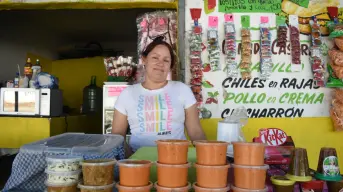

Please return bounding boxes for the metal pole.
[177,0,185,82]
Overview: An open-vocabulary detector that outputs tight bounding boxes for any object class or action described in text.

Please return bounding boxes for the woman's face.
[143,44,171,83]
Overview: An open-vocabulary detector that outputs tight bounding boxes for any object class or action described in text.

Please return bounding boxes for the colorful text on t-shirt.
[137,93,173,135]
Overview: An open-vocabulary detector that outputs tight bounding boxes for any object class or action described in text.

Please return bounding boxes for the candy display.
[136,10,177,83]
[207,16,220,71]
[240,28,252,79]
[289,15,301,72]
[104,56,136,79]
[259,16,273,80]
[224,14,238,77]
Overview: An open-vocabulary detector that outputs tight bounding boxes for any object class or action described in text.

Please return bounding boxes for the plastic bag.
[260,16,272,80]
[240,28,252,79]
[224,14,238,77]
[289,15,301,72]
[189,25,203,102]
[207,27,220,71]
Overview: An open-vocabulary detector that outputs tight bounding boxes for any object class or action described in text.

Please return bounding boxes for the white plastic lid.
[154,182,191,191]
[81,159,116,166]
[46,155,83,163]
[45,169,81,176]
[193,140,229,146]
[117,159,152,167]
[231,185,268,192]
[193,183,230,192]
[231,164,269,170]
[78,182,115,190]
[45,180,78,187]
[156,162,190,168]
[194,163,230,169]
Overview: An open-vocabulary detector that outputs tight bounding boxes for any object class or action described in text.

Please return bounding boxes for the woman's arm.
[185,104,207,141]
[112,109,133,158]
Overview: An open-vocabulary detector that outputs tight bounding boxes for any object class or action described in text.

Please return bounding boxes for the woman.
[112,36,206,157]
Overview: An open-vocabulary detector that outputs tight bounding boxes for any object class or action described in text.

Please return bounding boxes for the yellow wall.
[200,117,343,172]
[50,57,106,109]
[26,52,52,73]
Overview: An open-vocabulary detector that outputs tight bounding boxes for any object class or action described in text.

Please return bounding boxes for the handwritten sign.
[224,14,234,22]
[208,16,219,27]
[288,0,310,8]
[218,0,281,13]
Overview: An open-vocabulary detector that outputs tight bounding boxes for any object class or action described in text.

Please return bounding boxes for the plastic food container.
[232,142,265,166]
[156,139,190,164]
[193,182,230,192]
[118,159,152,187]
[78,182,115,192]
[81,159,116,186]
[232,164,269,190]
[45,169,80,184]
[156,162,190,187]
[271,176,295,192]
[45,180,78,192]
[46,155,83,172]
[231,185,268,192]
[194,163,230,188]
[193,140,229,166]
[116,181,153,192]
[154,182,191,192]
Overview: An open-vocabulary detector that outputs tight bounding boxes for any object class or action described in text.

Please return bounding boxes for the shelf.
[0,1,177,10]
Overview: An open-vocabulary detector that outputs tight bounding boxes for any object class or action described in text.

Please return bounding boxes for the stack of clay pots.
[116,159,153,192]
[193,140,230,192]
[231,142,269,192]
[78,159,116,192]
[155,139,191,192]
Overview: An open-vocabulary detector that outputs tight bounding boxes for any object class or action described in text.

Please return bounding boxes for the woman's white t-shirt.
[114,81,196,152]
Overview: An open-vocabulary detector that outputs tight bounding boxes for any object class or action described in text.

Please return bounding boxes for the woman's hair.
[142,36,175,69]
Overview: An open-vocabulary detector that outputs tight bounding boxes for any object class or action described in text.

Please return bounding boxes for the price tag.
[241,15,250,28]
[224,14,234,22]
[208,16,219,28]
[260,16,269,23]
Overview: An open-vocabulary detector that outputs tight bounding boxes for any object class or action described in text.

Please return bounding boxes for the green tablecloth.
[129,147,197,184]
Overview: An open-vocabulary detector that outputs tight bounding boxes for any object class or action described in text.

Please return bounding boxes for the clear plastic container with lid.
[78,182,115,192]
[45,169,81,184]
[46,155,83,172]
[45,180,78,192]
[20,133,124,155]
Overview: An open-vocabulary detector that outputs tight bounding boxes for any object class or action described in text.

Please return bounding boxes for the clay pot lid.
[78,182,115,190]
[154,182,191,191]
[301,180,324,190]
[193,140,229,146]
[193,182,230,191]
[117,181,152,190]
[232,164,269,170]
[271,176,295,186]
[156,139,190,145]
[81,159,116,166]
[117,159,152,167]
[231,185,268,192]
[156,161,191,168]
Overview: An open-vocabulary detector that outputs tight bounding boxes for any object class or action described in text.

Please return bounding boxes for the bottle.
[24,58,32,79]
[14,72,19,88]
[82,76,102,113]
[30,59,41,88]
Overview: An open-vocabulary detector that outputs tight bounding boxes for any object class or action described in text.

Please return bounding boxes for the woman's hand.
[184,104,207,141]
[112,109,133,158]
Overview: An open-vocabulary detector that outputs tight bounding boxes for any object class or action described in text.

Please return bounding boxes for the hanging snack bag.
[224,14,238,77]
[276,16,287,47]
[207,16,221,71]
[289,15,301,72]
[260,16,273,80]
[240,15,252,79]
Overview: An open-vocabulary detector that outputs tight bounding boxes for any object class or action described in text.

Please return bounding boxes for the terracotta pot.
[117,159,152,187]
[231,185,268,192]
[156,162,190,188]
[232,164,269,190]
[193,140,229,166]
[81,159,116,186]
[193,182,230,192]
[78,182,115,192]
[233,142,265,166]
[194,163,230,188]
[116,182,153,192]
[156,139,190,164]
[154,182,191,192]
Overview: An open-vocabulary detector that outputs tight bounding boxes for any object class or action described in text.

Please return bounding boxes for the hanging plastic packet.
[276,16,287,47]
[289,15,301,72]
[310,17,326,87]
[223,14,238,77]
[240,15,252,79]
[260,16,273,80]
[189,8,204,115]
[207,16,221,71]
